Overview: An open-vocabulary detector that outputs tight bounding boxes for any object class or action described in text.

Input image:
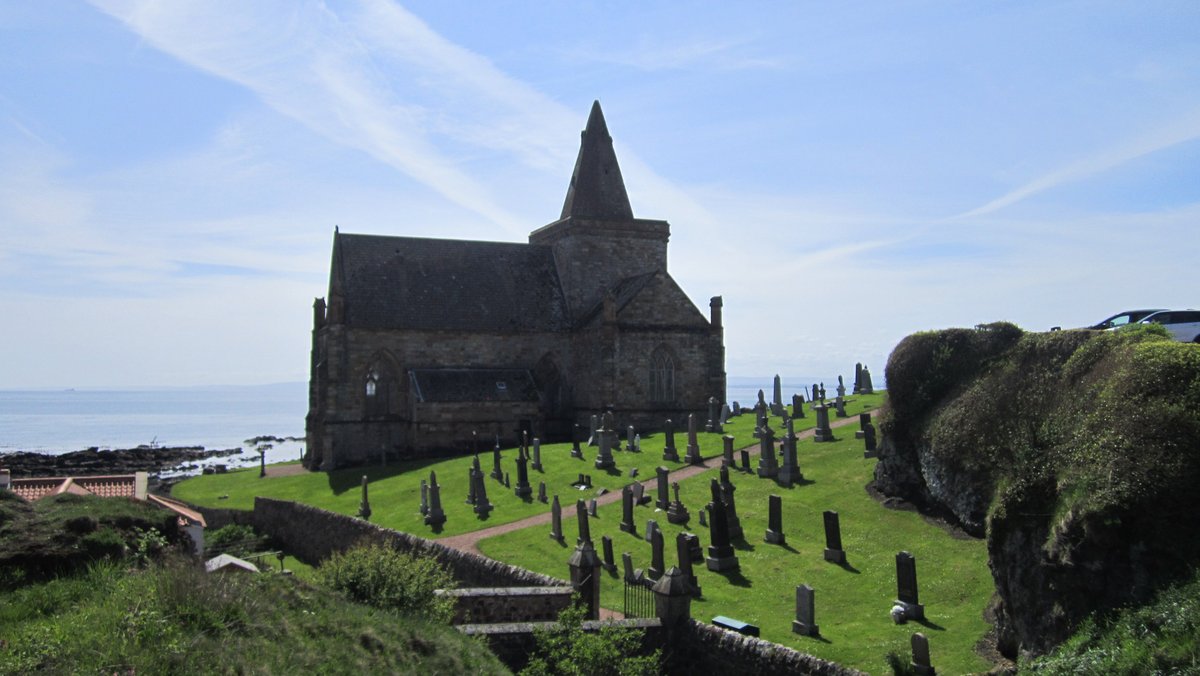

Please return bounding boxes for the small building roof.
[8,473,148,502]
[205,554,259,574]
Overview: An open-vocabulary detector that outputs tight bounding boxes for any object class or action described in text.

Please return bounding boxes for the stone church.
[305,102,726,470]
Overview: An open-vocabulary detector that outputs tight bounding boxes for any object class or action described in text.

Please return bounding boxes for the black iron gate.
[623,580,654,618]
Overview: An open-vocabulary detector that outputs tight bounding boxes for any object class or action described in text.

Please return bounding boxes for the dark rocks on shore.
[0,446,243,478]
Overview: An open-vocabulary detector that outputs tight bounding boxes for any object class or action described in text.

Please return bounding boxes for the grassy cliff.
[873,323,1200,658]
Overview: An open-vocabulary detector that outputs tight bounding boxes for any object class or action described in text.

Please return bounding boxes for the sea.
[0,376,851,470]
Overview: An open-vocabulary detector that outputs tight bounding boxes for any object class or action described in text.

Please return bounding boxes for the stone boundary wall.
[252,497,566,588]
[437,586,575,624]
[460,618,664,672]
[668,620,867,676]
[192,505,256,531]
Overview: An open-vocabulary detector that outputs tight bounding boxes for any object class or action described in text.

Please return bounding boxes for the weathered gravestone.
[823,510,846,564]
[424,471,446,528]
[644,518,660,543]
[853,362,863,394]
[706,396,723,434]
[465,463,477,505]
[704,479,739,572]
[739,449,751,473]
[771,374,784,416]
[667,481,690,525]
[601,534,616,573]
[572,423,584,458]
[836,375,846,399]
[595,410,617,469]
[860,366,874,395]
[419,479,429,516]
[531,438,543,471]
[473,470,493,518]
[632,481,650,506]
[648,527,665,580]
[514,447,532,499]
[626,425,636,452]
[863,423,878,458]
[662,418,680,462]
[757,420,779,478]
[575,499,592,546]
[588,498,598,517]
[895,551,925,620]
[813,404,835,442]
[778,418,803,487]
[549,495,563,541]
[537,480,547,503]
[619,485,637,534]
[358,475,371,521]
[685,414,703,465]
[911,632,935,675]
[676,532,701,597]
[622,552,639,585]
[792,393,806,418]
[792,584,819,637]
[655,466,671,510]
[491,442,503,481]
[722,434,735,467]
[856,412,872,439]
[698,506,707,527]
[764,494,785,545]
[718,465,743,540]
[587,414,599,447]
[834,396,847,418]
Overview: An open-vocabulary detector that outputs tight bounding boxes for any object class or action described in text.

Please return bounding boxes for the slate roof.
[334,234,569,332]
[410,368,540,403]
[575,271,659,327]
[560,101,634,221]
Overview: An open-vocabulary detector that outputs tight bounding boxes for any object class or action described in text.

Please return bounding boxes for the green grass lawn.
[172,393,886,540]
[478,400,994,675]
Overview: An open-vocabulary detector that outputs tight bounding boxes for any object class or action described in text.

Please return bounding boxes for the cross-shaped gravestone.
[667,481,690,525]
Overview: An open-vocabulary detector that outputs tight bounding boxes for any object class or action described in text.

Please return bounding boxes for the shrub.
[315,542,455,622]
[204,523,261,557]
[521,602,660,676]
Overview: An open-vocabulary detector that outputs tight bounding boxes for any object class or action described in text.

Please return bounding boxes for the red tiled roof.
[10,475,138,502]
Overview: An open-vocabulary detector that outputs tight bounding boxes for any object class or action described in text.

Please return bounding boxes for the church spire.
[560,100,634,221]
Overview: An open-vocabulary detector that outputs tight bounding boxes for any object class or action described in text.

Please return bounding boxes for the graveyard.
[173,388,1001,673]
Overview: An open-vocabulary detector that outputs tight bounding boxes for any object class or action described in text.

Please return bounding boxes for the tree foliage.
[315,541,456,623]
[520,602,660,676]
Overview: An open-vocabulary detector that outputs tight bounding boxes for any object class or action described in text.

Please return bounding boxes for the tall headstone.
[465,464,477,505]
[648,527,665,580]
[571,423,584,458]
[792,585,819,637]
[634,434,641,452]
[811,383,820,404]
[704,479,739,572]
[771,374,784,416]
[853,362,863,394]
[823,511,846,564]
[836,375,846,399]
[537,480,548,503]
[644,519,659,543]
[861,366,874,395]
[632,481,648,505]
[655,466,671,510]
[719,469,743,541]
[856,412,872,439]
[531,438,543,471]
[764,494,785,545]
[722,434,735,467]
[676,532,701,597]
[567,539,602,621]
[473,470,493,518]
[819,383,826,401]
[626,425,637,452]
[419,479,429,516]
[622,552,637,584]
[706,396,723,434]
[757,420,779,478]
[911,633,935,675]
[662,418,680,462]
[792,393,806,418]
[834,396,847,418]
[666,481,690,525]
[778,418,803,486]
[575,499,592,546]
[739,449,752,473]
[514,447,533,499]
[595,410,617,469]
[601,535,617,573]
[685,414,703,465]
[863,423,878,458]
[813,404,835,442]
[698,505,707,527]
[620,484,637,534]
[358,475,371,521]
[424,471,446,528]
[587,414,599,447]
[491,442,504,481]
[588,498,598,517]
[895,551,925,619]
[549,495,563,541]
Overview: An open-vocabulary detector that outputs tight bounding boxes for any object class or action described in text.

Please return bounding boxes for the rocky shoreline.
[0,445,246,478]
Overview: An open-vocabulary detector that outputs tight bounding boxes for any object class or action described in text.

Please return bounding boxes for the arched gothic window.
[364,368,388,417]
[649,347,675,403]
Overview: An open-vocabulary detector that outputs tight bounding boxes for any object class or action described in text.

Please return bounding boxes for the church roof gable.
[334,233,569,332]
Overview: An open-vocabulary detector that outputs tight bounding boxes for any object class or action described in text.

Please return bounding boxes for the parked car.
[1088,309,1166,330]
[1136,310,1200,343]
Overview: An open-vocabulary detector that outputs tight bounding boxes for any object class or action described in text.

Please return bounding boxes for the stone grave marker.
[823,511,846,564]
[537,480,547,503]
[595,410,616,469]
[619,485,637,534]
[895,551,925,619]
[514,448,532,499]
[626,425,637,452]
[587,414,599,447]
[792,393,806,418]
[854,362,863,394]
[911,632,934,675]
[648,528,665,581]
[622,552,636,584]
[813,405,835,442]
[739,449,751,472]
[655,466,671,509]
[504,471,511,488]
[419,479,429,516]
[771,374,784,416]
[698,505,707,527]
[778,419,803,487]
[856,412,872,439]
[675,532,701,597]
[491,442,503,481]
[837,375,846,399]
[834,395,847,418]
[685,414,703,465]
[601,535,616,573]
[757,420,779,478]
[357,475,371,521]
[720,474,744,541]
[588,498,598,517]
[473,470,493,518]
[465,464,477,505]
[764,494,785,545]
[632,481,649,506]
[531,438,543,471]
[662,418,680,462]
[864,423,878,458]
[575,499,592,546]
[861,366,874,394]
[424,471,446,528]
[667,481,690,525]
[571,423,584,459]
[792,584,819,637]
[634,434,641,452]
[706,396,723,434]
[644,518,659,543]
[704,479,739,572]
[722,434,735,467]
[549,495,563,541]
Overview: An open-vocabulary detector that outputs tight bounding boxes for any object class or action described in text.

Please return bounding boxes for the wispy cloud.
[571,35,783,72]
[951,108,1200,219]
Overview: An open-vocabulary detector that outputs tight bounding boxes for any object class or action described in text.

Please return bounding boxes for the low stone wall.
[252,497,566,587]
[192,505,255,531]
[437,586,575,624]
[667,620,866,676]
[460,618,664,672]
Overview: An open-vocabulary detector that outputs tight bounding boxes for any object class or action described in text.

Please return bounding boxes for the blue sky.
[1,1,1198,388]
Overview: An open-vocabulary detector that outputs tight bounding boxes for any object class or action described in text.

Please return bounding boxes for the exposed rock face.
[873,323,1200,658]
[0,446,242,478]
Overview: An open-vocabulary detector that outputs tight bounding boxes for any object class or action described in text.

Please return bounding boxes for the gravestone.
[757,420,779,478]
[863,423,878,458]
[704,479,739,572]
[895,551,925,619]
[720,403,731,427]
[834,396,847,418]
[491,443,503,481]
[514,448,532,499]
[698,505,707,527]
[911,632,934,675]
[357,475,371,520]
[771,374,784,416]
[854,362,863,394]
[424,471,446,528]
[531,438,543,471]
[823,511,846,564]
[620,485,637,534]
[655,466,671,510]
[819,383,826,401]
[811,383,820,404]
[549,495,563,541]
[792,585,819,637]
[419,479,429,516]
[706,396,723,433]
[778,418,803,486]
[644,519,659,543]
[856,412,872,439]
[667,481,690,525]
[622,552,637,584]
[595,410,617,469]
[537,480,547,503]
[675,532,701,597]
[718,466,743,540]
[739,449,752,473]
[836,375,846,399]
[588,498,598,518]
[648,527,665,580]
[587,414,599,447]
[626,426,636,452]
[504,472,510,488]
[473,470,493,518]
[860,366,874,395]
[813,405,835,442]
[632,481,650,506]
[764,494,785,544]
[571,424,584,458]
[634,434,641,452]
[685,414,703,465]
[722,434,735,467]
[682,532,703,562]
[465,464,477,505]
[662,418,680,462]
[792,393,806,418]
[601,535,616,573]
[575,499,592,546]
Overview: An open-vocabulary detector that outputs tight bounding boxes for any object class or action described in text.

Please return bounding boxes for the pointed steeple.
[560,100,634,221]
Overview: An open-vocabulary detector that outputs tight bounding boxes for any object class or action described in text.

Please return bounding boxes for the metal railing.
[623,579,655,619]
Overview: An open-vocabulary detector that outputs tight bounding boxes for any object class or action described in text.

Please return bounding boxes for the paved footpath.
[437,410,875,557]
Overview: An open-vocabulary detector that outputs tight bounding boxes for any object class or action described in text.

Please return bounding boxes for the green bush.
[315,542,456,622]
[204,523,261,557]
[521,602,660,676]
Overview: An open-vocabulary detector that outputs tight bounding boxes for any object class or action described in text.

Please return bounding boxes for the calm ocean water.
[0,376,858,460]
